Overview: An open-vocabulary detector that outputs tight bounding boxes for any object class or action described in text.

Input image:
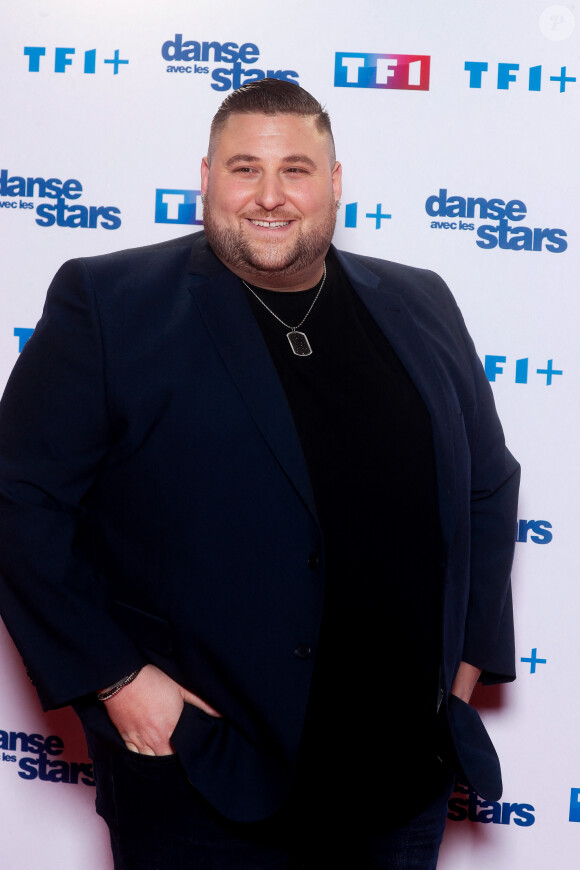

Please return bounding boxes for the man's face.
[200,112,342,290]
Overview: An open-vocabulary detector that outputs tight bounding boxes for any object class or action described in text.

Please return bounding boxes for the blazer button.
[294,643,312,660]
[308,553,320,570]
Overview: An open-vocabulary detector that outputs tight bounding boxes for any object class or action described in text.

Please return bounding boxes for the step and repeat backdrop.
[0,0,578,867]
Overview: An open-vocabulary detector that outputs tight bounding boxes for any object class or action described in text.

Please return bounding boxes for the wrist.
[450,661,482,703]
[97,668,141,702]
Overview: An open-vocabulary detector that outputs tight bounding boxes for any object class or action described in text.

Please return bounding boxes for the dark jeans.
[93,751,453,870]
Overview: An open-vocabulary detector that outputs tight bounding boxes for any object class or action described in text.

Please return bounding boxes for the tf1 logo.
[334,52,430,90]
[155,189,203,225]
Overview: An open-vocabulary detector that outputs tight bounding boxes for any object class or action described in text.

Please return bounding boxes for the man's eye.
[286,167,306,174]
[233,167,255,174]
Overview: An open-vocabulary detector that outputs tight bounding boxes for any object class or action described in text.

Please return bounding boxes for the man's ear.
[200,156,210,195]
[331,161,342,202]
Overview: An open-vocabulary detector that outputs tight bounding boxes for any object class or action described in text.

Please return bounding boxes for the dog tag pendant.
[287,330,312,356]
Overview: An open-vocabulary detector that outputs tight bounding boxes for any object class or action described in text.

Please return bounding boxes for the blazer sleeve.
[0,259,145,710]
[449,293,520,684]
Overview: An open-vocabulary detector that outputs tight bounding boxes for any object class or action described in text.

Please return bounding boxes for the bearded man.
[0,79,519,869]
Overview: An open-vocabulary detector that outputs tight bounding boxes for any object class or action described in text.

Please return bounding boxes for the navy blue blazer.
[0,231,519,820]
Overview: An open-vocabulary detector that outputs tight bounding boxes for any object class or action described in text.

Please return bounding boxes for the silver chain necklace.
[241,262,326,357]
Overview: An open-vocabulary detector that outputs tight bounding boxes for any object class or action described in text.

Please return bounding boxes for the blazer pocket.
[170,703,289,823]
[446,693,503,802]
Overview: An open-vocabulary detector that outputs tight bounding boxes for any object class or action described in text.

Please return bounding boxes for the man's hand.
[450,660,482,703]
[103,664,221,755]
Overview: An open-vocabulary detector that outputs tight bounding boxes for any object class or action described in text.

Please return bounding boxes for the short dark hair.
[208,78,335,161]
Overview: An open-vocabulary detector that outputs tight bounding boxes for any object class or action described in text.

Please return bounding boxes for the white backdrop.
[0,1,578,867]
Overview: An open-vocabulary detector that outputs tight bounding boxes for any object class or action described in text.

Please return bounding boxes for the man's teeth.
[250,220,290,228]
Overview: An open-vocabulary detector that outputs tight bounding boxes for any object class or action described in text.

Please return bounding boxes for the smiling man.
[0,80,519,869]
[200,108,340,289]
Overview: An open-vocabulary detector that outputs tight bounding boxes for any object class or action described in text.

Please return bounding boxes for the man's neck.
[228,256,328,293]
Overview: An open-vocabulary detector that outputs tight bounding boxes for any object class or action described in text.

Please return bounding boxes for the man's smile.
[248,219,292,228]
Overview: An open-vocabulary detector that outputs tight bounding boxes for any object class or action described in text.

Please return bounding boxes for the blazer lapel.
[336,249,458,547]
[186,237,318,521]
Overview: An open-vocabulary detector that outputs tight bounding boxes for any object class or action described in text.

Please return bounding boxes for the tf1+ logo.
[484,355,563,386]
[334,52,430,90]
[24,47,128,74]
[465,62,575,93]
[155,189,203,225]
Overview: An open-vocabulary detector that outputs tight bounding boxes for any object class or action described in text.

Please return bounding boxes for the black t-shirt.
[243,251,445,824]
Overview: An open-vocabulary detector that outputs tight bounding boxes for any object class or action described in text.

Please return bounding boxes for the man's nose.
[254,173,286,211]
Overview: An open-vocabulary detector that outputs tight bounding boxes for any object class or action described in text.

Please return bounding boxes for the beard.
[202,195,338,284]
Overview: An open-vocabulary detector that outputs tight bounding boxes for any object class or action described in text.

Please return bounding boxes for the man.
[0,80,519,868]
